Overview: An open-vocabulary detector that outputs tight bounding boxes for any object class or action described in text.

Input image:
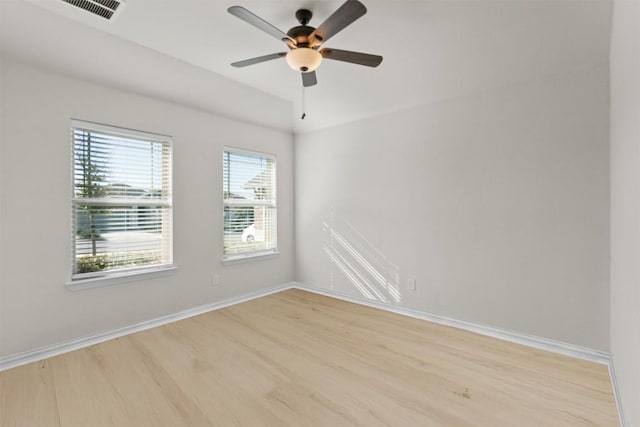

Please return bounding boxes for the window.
[223,148,276,260]
[71,120,173,282]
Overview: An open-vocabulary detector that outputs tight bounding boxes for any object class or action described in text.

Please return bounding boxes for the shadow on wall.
[322,210,401,304]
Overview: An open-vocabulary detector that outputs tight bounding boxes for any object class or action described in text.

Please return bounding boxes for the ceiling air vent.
[62,0,122,20]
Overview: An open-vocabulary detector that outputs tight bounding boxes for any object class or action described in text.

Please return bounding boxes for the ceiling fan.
[228,0,383,88]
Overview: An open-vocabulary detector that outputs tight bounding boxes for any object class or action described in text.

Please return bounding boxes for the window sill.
[222,251,279,265]
[66,265,178,291]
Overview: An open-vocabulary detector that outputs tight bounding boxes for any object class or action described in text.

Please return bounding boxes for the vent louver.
[62,0,122,20]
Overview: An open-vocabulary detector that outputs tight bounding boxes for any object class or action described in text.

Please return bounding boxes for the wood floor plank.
[1,359,60,426]
[0,289,619,426]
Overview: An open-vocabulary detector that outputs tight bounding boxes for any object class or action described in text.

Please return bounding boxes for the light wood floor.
[1,289,619,426]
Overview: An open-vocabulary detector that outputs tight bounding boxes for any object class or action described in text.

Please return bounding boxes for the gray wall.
[295,64,610,351]
[0,59,295,358]
[610,0,640,424]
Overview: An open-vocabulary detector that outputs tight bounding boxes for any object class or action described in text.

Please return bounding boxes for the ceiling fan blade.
[228,6,296,45]
[302,71,318,87]
[231,53,286,68]
[309,0,367,46]
[320,48,383,67]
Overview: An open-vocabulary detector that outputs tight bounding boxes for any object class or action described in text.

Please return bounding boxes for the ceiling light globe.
[286,48,322,73]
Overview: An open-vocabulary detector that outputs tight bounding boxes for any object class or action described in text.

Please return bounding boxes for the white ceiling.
[1,0,612,132]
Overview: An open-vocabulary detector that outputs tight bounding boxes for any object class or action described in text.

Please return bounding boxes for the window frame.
[222,147,278,263]
[68,119,175,288]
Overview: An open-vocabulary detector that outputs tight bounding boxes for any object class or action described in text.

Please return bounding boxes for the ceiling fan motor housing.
[287,25,315,49]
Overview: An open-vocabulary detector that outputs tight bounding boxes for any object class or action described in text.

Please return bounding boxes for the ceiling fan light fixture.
[286,48,322,72]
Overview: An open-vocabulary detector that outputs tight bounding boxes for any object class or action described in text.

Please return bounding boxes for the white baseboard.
[0,283,293,372]
[608,360,627,426]
[291,282,611,365]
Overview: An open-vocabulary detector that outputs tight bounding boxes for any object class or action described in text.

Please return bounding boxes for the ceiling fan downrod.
[295,9,313,26]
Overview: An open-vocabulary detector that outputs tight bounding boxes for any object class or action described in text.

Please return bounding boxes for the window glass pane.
[73,129,170,201]
[74,205,166,273]
[223,151,275,202]
[224,206,276,255]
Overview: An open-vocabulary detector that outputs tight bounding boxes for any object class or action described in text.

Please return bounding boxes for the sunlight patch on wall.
[322,209,400,303]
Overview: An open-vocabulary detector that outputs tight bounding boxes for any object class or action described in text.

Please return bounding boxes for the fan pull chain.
[301,85,306,120]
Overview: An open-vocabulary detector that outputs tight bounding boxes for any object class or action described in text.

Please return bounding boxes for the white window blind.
[71,120,173,280]
[223,148,276,259]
